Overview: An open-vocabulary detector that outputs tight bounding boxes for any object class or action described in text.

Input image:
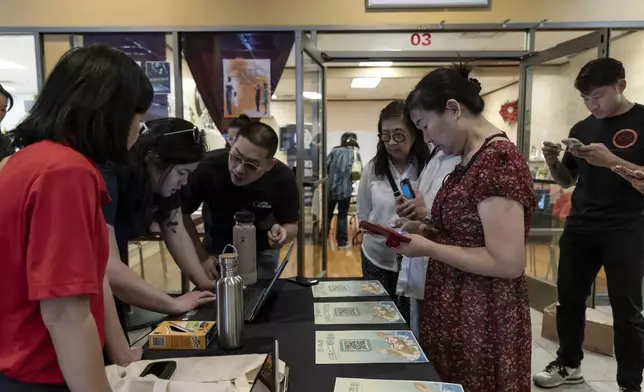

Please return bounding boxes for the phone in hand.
[613,165,644,179]
[561,138,584,149]
[400,178,416,200]
[140,361,177,380]
[359,221,411,248]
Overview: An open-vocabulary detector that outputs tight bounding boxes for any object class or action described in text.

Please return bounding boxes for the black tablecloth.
[144,279,440,392]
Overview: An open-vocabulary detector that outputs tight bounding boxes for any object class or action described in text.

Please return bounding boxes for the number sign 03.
[410,32,432,47]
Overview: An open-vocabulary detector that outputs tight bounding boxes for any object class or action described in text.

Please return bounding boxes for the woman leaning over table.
[0,45,153,392]
[393,64,536,392]
[356,99,432,318]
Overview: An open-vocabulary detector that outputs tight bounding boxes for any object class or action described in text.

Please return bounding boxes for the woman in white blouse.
[357,100,432,312]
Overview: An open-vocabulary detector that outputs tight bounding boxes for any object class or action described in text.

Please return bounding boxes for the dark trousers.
[0,373,69,392]
[556,229,644,390]
[361,250,410,324]
[327,198,351,246]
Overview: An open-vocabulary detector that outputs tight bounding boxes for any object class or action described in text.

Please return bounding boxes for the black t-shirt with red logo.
[562,103,644,232]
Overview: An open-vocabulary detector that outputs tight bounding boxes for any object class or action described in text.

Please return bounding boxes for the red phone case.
[358,221,411,247]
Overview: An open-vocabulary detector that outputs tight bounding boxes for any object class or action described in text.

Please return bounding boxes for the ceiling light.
[359,61,393,67]
[271,94,277,100]
[303,91,321,100]
[351,78,381,89]
[0,59,26,70]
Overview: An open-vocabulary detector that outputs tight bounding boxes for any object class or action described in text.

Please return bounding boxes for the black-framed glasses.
[140,122,203,143]
[229,150,262,172]
[379,133,406,143]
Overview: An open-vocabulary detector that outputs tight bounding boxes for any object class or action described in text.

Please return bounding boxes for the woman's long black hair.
[115,117,207,234]
[0,84,14,113]
[372,100,431,178]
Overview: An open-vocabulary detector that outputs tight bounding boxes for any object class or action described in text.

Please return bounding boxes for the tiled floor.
[129,309,619,391]
[530,308,619,392]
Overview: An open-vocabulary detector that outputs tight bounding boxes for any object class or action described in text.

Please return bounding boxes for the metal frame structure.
[3,20,637,301]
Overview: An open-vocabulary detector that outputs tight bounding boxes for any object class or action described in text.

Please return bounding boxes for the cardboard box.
[541,302,614,357]
[148,321,216,350]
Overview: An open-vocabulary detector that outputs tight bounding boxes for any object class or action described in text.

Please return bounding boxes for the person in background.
[0,45,152,392]
[225,114,252,147]
[393,143,460,338]
[100,118,216,340]
[0,84,14,127]
[262,82,270,114]
[535,58,644,392]
[181,121,299,279]
[327,133,361,249]
[395,64,535,392]
[357,100,431,318]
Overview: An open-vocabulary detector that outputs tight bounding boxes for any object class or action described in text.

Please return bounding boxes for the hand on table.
[201,255,219,281]
[571,143,618,168]
[170,290,216,315]
[268,224,287,248]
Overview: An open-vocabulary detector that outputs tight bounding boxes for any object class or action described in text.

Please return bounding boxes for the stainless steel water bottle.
[216,246,244,349]
[233,211,257,285]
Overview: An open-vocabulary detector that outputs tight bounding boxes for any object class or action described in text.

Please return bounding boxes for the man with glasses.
[181,121,299,279]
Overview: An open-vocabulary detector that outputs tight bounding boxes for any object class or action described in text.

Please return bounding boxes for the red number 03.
[410,33,432,47]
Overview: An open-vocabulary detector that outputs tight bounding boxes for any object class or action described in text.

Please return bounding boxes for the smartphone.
[359,221,411,246]
[286,277,319,287]
[561,138,584,149]
[400,178,415,200]
[139,361,177,380]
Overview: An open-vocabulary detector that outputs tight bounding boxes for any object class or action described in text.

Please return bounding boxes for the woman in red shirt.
[0,45,153,392]
[394,64,536,392]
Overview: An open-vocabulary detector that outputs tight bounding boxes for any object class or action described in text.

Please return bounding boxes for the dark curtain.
[181,32,294,134]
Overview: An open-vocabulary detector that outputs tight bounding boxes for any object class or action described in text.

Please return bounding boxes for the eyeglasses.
[140,122,203,143]
[379,133,407,143]
[229,150,262,172]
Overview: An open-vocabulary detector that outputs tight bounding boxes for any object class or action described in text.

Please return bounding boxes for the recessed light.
[351,78,381,89]
[359,61,393,67]
[303,91,321,100]
[0,59,26,70]
[271,94,277,100]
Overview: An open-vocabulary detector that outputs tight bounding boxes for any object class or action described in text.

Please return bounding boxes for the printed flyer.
[313,301,405,325]
[315,330,428,364]
[333,378,464,392]
[311,280,388,298]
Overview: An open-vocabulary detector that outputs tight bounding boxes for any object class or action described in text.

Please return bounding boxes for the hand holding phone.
[561,138,584,150]
[400,178,416,200]
[613,165,644,180]
[359,221,411,247]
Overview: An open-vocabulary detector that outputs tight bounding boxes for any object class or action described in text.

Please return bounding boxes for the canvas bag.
[106,354,273,392]
[350,148,362,181]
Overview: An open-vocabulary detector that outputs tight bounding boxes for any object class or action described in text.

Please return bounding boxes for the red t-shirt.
[0,141,109,385]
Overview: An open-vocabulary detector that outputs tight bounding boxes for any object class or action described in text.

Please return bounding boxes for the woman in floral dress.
[394,64,536,392]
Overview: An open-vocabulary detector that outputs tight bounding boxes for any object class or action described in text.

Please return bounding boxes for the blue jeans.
[257,249,280,279]
[327,198,351,246]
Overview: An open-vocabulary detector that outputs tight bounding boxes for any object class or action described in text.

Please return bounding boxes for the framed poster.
[223,58,271,118]
[366,0,489,9]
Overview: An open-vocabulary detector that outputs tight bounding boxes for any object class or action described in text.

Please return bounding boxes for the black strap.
[384,167,400,197]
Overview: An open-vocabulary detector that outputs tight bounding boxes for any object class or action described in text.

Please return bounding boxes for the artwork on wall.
[223,58,271,118]
[365,0,489,9]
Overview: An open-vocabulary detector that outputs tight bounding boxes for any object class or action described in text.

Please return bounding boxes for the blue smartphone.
[400,178,415,200]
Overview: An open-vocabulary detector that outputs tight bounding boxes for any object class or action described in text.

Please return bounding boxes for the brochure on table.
[315,330,428,364]
[311,280,388,298]
[314,301,405,325]
[333,378,464,392]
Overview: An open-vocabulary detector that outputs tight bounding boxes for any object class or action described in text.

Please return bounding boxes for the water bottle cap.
[234,211,255,224]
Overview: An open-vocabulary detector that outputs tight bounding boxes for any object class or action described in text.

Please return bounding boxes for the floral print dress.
[421,135,536,392]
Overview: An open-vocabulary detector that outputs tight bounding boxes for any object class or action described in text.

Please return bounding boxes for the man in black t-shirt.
[180,122,299,279]
[534,58,644,392]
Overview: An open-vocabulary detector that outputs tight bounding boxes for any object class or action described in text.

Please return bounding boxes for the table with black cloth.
[143,278,441,392]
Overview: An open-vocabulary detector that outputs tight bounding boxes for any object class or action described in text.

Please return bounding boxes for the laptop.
[249,340,280,392]
[243,243,294,322]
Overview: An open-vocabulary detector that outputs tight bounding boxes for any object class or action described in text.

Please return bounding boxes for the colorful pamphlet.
[315,330,428,364]
[333,378,464,392]
[313,301,405,325]
[311,280,388,298]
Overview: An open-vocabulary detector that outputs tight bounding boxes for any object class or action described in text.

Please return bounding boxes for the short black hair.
[237,121,279,158]
[404,63,484,132]
[0,84,14,112]
[0,133,13,161]
[574,58,626,94]
[341,132,359,148]
[229,114,252,129]
[10,45,153,163]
